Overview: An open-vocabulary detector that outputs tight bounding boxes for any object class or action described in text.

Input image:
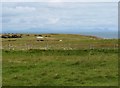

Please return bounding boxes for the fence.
[1,43,118,50]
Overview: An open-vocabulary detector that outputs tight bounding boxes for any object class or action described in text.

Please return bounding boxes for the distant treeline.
[0,33,52,38]
[1,34,22,38]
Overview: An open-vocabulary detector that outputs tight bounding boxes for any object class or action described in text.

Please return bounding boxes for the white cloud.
[3,6,36,16]
[15,6,36,11]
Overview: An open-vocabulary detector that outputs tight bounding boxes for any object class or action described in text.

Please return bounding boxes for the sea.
[78,32,118,39]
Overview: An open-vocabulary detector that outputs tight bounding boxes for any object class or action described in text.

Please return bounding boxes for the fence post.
[89,44,92,49]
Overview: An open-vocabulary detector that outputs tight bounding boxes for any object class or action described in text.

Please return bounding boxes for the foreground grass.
[2,49,118,86]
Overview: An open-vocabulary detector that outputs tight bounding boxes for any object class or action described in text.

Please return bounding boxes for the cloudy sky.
[2,1,118,34]
[1,0,119,2]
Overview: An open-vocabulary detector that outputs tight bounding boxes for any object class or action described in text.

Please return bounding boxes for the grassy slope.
[2,34,118,50]
[2,34,118,86]
[2,49,118,86]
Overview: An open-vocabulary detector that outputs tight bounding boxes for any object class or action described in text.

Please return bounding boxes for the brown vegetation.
[1,34,22,38]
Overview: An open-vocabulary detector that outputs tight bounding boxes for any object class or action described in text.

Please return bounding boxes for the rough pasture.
[1,34,118,50]
[1,33,118,86]
[2,49,118,86]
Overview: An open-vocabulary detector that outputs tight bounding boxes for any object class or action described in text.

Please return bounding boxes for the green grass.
[2,34,118,86]
[2,34,118,50]
[2,49,118,86]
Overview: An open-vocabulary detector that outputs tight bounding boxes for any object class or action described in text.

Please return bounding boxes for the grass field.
[1,34,118,50]
[1,34,119,86]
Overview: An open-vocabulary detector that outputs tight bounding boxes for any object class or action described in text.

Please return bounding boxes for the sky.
[1,1,118,36]
[1,0,119,2]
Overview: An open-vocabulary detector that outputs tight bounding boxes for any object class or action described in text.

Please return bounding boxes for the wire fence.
[1,43,118,50]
